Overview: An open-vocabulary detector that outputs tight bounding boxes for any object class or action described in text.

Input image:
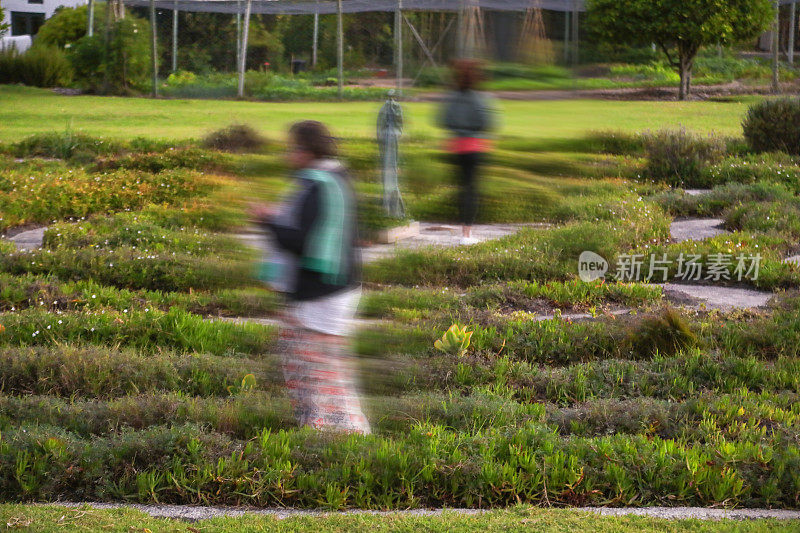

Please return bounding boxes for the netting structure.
[122,0,586,15]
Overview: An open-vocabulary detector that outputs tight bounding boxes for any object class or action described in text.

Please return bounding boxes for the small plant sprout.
[434,324,473,358]
[227,373,257,395]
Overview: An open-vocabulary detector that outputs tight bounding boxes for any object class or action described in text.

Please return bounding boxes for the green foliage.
[434,324,473,358]
[0,162,215,231]
[628,309,699,358]
[35,3,107,49]
[743,98,800,156]
[0,46,73,88]
[161,70,386,101]
[0,5,7,37]
[643,128,727,186]
[69,15,151,94]
[0,307,275,356]
[9,131,124,161]
[587,0,774,98]
[202,124,268,153]
[0,345,274,398]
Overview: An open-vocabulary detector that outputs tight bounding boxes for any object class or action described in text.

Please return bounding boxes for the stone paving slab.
[360,222,542,263]
[661,283,774,310]
[235,223,541,264]
[40,502,800,522]
[4,226,46,250]
[684,189,712,196]
[670,218,727,243]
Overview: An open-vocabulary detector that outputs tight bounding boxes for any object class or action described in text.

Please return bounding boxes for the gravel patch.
[670,218,727,243]
[40,502,800,522]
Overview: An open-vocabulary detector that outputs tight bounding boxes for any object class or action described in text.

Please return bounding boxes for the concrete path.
[670,218,727,243]
[684,189,712,196]
[40,502,800,522]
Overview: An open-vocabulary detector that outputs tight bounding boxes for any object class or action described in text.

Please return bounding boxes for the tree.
[587,0,773,99]
[36,3,108,49]
[0,4,9,37]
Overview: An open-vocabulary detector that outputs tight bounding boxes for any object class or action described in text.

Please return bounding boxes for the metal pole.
[571,3,579,67]
[312,10,319,67]
[789,0,797,66]
[86,0,94,37]
[563,10,570,65]
[395,0,403,92]
[457,0,464,57]
[150,0,158,97]
[772,0,780,93]
[337,0,344,99]
[238,0,252,98]
[236,0,242,71]
[172,1,178,72]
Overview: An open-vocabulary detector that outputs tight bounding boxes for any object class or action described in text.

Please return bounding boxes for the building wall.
[2,0,87,36]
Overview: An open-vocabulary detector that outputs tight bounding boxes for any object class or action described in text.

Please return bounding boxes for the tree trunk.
[678,54,693,100]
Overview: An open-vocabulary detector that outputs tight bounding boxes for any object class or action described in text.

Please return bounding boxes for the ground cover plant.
[2,91,800,515]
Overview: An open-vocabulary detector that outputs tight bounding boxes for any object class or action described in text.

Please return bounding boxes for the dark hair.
[451,58,483,91]
[289,120,338,158]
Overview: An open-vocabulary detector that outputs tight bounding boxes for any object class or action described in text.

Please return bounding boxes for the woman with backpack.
[250,120,370,435]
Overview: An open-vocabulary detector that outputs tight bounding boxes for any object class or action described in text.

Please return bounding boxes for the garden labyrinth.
[2,96,800,520]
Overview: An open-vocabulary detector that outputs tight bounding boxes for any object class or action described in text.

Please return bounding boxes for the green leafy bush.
[0,46,73,88]
[202,124,267,153]
[10,131,124,161]
[643,128,726,186]
[69,15,151,94]
[35,3,106,49]
[743,98,800,156]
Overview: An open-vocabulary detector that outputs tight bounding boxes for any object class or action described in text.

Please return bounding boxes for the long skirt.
[280,326,371,434]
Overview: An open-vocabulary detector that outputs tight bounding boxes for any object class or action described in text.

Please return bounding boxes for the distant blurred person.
[438,59,496,245]
[250,120,370,435]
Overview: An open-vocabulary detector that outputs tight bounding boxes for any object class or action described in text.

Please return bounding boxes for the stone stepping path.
[3,226,46,250]
[234,223,540,265]
[683,189,712,196]
[661,283,774,311]
[361,222,540,263]
[669,218,727,243]
[41,502,800,522]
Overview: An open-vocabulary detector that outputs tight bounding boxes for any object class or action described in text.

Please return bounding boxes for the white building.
[1,0,87,37]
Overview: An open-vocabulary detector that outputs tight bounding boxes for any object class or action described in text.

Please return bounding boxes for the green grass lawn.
[0,85,754,143]
[2,87,800,512]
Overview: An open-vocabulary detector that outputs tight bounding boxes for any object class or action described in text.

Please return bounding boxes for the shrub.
[743,98,800,156]
[202,124,267,153]
[643,128,727,187]
[35,3,106,49]
[586,130,646,155]
[0,45,73,88]
[11,131,124,161]
[628,309,699,358]
[69,15,150,94]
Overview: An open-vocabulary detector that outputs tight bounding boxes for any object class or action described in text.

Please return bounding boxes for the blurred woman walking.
[250,120,370,434]
[438,59,496,245]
